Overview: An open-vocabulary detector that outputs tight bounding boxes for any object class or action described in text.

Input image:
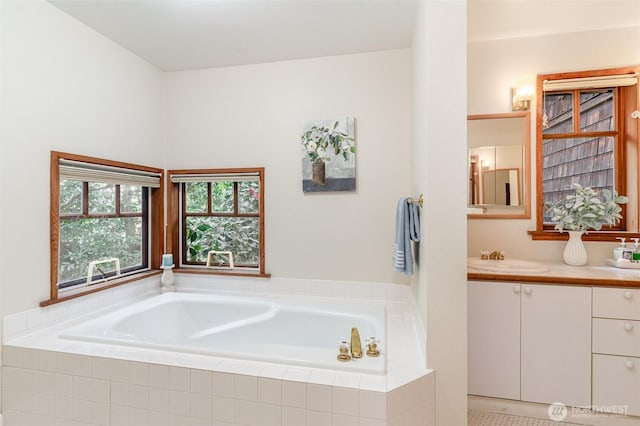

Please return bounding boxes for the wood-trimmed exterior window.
[530,66,639,241]
[45,151,164,306]
[167,168,268,277]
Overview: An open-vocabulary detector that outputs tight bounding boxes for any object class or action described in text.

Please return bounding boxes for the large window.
[168,168,267,276]
[47,152,164,305]
[532,67,639,240]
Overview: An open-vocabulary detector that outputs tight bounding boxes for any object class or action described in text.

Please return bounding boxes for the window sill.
[528,230,640,242]
[40,270,162,307]
[174,268,271,279]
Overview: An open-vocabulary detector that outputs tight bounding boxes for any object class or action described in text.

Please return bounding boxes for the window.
[47,152,164,305]
[168,168,267,276]
[532,67,639,240]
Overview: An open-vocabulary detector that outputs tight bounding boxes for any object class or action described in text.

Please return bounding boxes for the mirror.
[468,112,531,219]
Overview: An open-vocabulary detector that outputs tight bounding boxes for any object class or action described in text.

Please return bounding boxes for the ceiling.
[48,0,639,72]
[48,0,418,72]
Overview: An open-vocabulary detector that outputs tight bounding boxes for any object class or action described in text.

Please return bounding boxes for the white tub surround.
[2,276,434,426]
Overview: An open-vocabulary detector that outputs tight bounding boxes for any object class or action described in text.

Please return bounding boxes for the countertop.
[468,260,640,288]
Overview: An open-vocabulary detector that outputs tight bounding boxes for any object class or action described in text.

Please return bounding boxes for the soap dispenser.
[614,237,627,261]
[633,238,640,262]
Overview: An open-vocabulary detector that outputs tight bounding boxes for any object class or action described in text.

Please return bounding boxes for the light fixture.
[512,85,533,111]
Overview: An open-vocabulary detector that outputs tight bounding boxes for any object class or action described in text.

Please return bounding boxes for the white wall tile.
[169,366,190,391]
[282,381,306,408]
[235,400,258,426]
[111,382,130,406]
[37,392,56,415]
[148,410,170,426]
[212,372,235,398]
[190,369,212,395]
[258,377,281,405]
[212,396,235,423]
[235,374,257,401]
[91,357,110,380]
[149,387,170,413]
[130,362,150,386]
[91,401,110,426]
[168,390,190,416]
[21,390,38,413]
[129,407,150,426]
[359,390,387,420]
[282,406,306,426]
[73,376,92,400]
[73,355,92,378]
[332,413,358,426]
[332,387,359,417]
[91,379,110,403]
[149,364,169,389]
[306,384,332,412]
[130,384,150,409]
[189,392,212,420]
[21,370,40,392]
[359,416,387,426]
[56,374,73,398]
[72,398,93,423]
[56,353,75,375]
[386,385,407,420]
[3,366,22,389]
[258,402,282,426]
[55,395,74,420]
[168,413,189,426]
[307,409,332,426]
[2,346,23,368]
[110,359,131,383]
[38,350,58,373]
[110,403,129,426]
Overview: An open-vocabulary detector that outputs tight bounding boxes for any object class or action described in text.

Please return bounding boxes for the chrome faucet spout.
[350,327,362,358]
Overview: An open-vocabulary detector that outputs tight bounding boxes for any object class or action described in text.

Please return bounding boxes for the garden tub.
[59,291,387,374]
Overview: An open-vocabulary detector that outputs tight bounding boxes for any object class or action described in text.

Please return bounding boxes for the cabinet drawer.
[593,288,640,320]
[593,354,640,416]
[593,318,640,357]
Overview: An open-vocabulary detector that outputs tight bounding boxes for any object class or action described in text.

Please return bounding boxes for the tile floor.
[469,396,640,426]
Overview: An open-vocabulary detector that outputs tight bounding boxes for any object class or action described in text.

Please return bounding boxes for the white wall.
[467,26,640,262]
[0,1,165,315]
[164,50,412,284]
[412,1,468,425]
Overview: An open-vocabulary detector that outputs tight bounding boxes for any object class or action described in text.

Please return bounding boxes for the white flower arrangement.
[300,121,355,164]
[545,183,628,232]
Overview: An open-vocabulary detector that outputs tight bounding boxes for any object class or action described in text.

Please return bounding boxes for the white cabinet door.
[468,281,521,399]
[521,284,591,406]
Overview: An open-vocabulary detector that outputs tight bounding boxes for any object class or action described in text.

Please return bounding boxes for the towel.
[393,197,421,275]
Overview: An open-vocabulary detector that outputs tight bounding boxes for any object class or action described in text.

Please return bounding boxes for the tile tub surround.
[2,276,433,425]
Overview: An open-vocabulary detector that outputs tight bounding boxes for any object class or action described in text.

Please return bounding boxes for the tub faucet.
[350,327,363,358]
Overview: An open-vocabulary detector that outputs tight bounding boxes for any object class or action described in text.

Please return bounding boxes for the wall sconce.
[481,159,490,171]
[512,85,533,111]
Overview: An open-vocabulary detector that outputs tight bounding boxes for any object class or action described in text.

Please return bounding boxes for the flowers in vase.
[545,183,628,233]
[300,121,355,164]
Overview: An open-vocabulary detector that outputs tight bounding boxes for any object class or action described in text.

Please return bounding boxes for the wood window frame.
[44,151,164,307]
[529,66,640,242]
[167,167,269,278]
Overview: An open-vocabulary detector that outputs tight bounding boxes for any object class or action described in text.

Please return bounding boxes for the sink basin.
[467,258,550,274]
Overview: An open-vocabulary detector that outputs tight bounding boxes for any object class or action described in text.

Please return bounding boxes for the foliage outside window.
[532,66,639,240]
[58,181,148,288]
[47,151,164,306]
[169,168,266,275]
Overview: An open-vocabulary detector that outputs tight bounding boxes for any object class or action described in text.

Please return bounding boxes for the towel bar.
[408,194,423,208]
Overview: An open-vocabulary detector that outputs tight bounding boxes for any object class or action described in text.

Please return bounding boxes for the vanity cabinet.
[592,288,640,416]
[468,281,592,406]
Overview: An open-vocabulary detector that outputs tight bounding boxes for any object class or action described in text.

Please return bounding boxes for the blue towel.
[393,197,421,275]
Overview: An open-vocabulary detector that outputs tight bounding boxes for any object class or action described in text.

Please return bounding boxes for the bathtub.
[59,291,386,374]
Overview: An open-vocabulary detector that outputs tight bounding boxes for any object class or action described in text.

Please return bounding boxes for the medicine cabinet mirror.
[468,111,531,219]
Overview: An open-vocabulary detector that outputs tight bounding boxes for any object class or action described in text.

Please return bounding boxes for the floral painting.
[300,117,356,192]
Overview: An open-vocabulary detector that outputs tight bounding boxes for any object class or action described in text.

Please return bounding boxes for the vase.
[312,160,326,185]
[563,231,587,266]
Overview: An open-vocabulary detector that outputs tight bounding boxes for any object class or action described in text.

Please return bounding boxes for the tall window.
[533,67,639,239]
[168,168,266,275]
[48,152,164,304]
